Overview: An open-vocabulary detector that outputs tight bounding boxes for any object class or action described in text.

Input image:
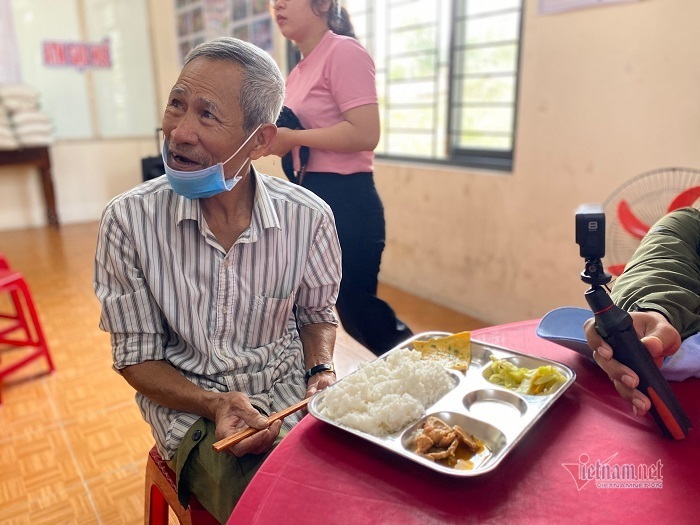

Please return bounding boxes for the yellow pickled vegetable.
[487,356,566,395]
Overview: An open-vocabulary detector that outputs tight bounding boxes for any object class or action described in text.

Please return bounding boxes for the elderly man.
[94,37,341,523]
[585,206,700,417]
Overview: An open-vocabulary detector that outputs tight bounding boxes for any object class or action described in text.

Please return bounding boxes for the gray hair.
[184,37,284,133]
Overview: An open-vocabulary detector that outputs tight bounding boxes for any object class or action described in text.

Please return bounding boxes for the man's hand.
[584,310,681,416]
[299,321,336,398]
[305,370,336,397]
[212,391,282,457]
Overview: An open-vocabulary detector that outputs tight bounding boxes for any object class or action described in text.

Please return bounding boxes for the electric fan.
[602,167,700,276]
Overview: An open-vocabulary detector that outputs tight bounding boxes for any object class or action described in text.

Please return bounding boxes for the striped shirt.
[94,168,341,460]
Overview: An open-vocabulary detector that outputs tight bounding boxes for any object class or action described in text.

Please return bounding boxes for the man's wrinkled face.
[161,57,250,177]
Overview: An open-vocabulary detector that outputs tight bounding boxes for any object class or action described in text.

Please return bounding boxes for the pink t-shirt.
[285,31,377,174]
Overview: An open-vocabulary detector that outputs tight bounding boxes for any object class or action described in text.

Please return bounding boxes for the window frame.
[350,0,524,172]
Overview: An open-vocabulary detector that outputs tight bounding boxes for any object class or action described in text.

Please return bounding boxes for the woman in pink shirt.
[268,0,412,355]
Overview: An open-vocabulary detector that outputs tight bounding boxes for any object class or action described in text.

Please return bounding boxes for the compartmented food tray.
[308,332,576,477]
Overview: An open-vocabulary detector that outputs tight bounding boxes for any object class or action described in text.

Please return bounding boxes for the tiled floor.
[0,221,487,524]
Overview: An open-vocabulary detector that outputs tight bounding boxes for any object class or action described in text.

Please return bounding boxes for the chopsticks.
[212,397,309,452]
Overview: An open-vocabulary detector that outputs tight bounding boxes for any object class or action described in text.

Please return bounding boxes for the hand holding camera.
[576,204,690,439]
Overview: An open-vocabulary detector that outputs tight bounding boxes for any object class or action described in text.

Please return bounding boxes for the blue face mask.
[163,125,261,199]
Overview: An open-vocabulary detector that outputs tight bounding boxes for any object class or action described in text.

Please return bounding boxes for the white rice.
[318,348,454,436]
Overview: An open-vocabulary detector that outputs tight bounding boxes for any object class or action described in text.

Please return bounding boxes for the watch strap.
[304,363,334,383]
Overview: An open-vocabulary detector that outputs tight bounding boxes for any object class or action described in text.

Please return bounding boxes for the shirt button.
[193,429,202,441]
[222,306,228,314]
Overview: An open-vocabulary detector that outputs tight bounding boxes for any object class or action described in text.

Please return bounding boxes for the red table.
[229,320,700,524]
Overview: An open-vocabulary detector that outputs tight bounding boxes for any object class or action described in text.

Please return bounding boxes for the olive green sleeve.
[610,207,700,339]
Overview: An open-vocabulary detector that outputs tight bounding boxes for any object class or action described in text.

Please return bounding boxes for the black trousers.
[302,172,413,355]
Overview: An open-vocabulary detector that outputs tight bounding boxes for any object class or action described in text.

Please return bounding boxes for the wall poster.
[174,0,274,64]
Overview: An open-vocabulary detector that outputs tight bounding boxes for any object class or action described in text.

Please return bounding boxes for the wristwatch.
[304,363,335,384]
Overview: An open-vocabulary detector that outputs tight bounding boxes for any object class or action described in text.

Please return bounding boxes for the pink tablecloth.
[229,320,700,524]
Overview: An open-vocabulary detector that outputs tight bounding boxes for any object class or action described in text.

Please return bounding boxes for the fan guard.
[602,167,700,276]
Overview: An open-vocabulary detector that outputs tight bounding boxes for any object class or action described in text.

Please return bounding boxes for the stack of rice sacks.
[0,103,15,150]
[0,84,54,150]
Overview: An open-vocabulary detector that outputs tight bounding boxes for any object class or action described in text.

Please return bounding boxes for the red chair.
[0,254,55,403]
[145,445,219,525]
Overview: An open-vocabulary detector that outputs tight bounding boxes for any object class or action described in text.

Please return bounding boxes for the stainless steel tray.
[308,331,576,477]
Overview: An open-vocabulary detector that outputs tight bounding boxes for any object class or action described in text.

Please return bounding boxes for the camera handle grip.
[585,287,691,439]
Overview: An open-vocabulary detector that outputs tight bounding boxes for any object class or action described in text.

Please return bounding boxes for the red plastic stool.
[145,445,220,525]
[0,255,55,403]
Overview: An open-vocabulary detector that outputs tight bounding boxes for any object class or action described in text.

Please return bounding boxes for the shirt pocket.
[244,292,295,349]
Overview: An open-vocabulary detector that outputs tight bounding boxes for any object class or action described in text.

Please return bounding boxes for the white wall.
[375,0,700,324]
[2,0,698,327]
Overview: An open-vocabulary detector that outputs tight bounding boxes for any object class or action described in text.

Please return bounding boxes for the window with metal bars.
[344,0,523,171]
